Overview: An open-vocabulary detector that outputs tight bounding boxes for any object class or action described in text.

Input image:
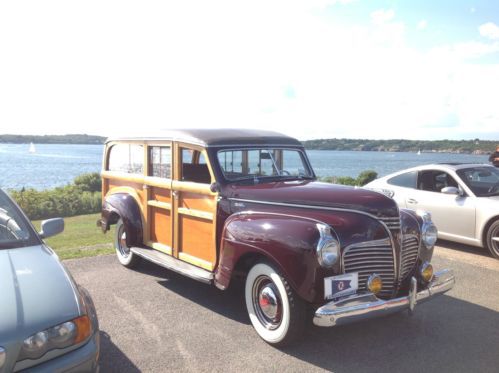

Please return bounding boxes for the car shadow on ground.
[437,239,491,258]
[99,331,140,372]
[131,260,498,372]
[133,260,250,325]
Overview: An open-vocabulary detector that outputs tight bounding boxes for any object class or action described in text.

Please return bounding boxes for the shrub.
[320,170,378,187]
[9,173,102,220]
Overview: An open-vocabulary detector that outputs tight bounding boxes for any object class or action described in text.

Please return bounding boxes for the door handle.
[407,198,418,204]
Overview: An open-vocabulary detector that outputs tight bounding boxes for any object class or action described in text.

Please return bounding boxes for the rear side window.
[181,148,211,184]
[149,146,171,178]
[387,171,417,188]
[108,144,144,174]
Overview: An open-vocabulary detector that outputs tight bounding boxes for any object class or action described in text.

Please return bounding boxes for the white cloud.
[479,22,499,40]
[417,20,428,30]
[0,1,498,141]
[371,9,395,25]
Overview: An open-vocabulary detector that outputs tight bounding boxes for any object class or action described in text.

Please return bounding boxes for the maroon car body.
[99,129,455,346]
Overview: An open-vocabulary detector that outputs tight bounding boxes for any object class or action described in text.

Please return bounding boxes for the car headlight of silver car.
[316,224,340,267]
[18,315,93,361]
[418,211,438,249]
[0,347,6,369]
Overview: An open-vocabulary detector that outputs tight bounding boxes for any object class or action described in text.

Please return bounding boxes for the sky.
[0,0,498,141]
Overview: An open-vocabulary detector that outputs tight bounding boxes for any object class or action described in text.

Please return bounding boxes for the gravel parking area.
[65,241,499,373]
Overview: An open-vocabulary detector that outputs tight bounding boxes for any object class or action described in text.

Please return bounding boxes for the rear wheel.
[485,220,499,259]
[245,262,306,346]
[115,219,141,268]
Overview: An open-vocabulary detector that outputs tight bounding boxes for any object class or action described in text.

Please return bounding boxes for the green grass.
[33,213,115,260]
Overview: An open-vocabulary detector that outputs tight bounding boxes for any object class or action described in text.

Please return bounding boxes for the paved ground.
[65,241,499,373]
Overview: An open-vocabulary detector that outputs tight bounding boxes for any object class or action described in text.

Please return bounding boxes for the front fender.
[100,193,143,247]
[215,212,337,303]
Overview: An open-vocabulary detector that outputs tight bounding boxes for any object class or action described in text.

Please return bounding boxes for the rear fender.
[215,211,337,303]
[101,192,143,247]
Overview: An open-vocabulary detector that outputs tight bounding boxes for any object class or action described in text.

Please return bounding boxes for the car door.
[406,170,476,240]
[171,143,218,271]
[143,143,174,255]
[384,170,418,208]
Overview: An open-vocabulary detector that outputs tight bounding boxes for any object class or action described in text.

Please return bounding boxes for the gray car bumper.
[313,269,455,327]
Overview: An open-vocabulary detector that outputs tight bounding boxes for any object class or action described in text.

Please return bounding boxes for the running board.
[130,246,213,284]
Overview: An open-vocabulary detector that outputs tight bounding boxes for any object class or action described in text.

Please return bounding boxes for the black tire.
[485,220,499,259]
[245,262,306,347]
[114,219,141,268]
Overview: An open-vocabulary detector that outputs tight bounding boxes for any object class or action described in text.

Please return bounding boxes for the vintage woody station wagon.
[98,129,455,345]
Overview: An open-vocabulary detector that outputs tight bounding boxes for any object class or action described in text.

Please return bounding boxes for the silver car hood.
[0,245,81,342]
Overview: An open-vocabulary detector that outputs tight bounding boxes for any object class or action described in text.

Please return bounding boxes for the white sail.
[29,142,36,153]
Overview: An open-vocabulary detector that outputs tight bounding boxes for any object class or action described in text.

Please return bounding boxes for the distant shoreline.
[1,134,496,154]
[0,134,105,144]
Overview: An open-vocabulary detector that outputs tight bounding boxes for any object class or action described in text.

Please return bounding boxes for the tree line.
[302,138,496,154]
[0,134,106,144]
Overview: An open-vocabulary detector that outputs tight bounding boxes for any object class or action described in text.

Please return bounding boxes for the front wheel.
[245,262,306,346]
[115,219,141,268]
[485,220,499,259]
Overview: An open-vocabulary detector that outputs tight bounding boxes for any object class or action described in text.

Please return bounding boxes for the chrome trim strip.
[313,269,455,327]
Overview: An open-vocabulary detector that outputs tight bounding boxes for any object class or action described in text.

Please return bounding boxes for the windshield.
[0,191,38,249]
[456,166,499,197]
[217,148,314,182]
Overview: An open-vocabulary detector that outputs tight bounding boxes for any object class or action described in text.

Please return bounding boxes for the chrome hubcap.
[252,276,282,330]
[117,226,130,257]
[259,286,279,319]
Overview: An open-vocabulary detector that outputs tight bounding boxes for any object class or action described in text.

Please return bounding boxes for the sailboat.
[417,149,421,155]
[29,142,36,153]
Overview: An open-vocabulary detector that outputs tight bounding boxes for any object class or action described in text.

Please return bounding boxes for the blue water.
[0,144,103,190]
[0,144,490,190]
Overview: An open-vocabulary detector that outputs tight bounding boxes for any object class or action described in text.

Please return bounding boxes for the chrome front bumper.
[313,269,455,327]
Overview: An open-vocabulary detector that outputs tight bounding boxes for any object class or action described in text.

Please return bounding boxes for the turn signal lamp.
[420,262,434,283]
[367,274,383,295]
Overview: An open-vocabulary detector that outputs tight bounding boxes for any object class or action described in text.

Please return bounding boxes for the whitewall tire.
[245,262,306,346]
[115,219,141,268]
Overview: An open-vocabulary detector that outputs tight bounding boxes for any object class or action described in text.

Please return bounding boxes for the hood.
[0,245,80,342]
[226,180,399,218]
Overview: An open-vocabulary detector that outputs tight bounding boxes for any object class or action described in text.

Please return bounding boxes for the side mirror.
[210,182,221,193]
[441,186,459,195]
[39,218,64,239]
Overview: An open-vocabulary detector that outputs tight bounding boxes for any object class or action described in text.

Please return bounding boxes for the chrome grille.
[399,235,419,281]
[379,216,401,230]
[343,239,395,298]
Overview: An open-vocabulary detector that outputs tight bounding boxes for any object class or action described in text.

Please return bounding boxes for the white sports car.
[365,163,499,258]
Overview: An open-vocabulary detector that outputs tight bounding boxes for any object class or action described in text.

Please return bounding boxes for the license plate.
[324,273,358,300]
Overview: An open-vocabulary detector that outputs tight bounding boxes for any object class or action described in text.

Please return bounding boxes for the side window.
[282,150,306,176]
[387,171,417,188]
[108,143,144,174]
[418,171,458,192]
[181,148,211,184]
[149,146,171,178]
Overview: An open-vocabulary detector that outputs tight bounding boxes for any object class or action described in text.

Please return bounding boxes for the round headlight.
[23,331,48,354]
[50,321,76,346]
[422,222,438,249]
[320,240,340,267]
[316,224,340,268]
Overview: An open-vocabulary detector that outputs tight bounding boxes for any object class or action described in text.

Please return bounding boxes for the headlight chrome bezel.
[316,224,340,268]
[417,210,438,249]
